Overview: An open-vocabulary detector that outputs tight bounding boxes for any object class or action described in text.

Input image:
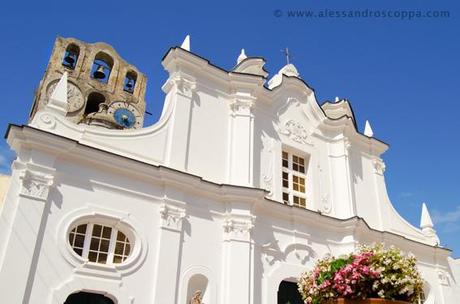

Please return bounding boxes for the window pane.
[293,196,306,208]
[69,233,75,244]
[88,251,97,262]
[283,193,289,204]
[92,224,102,237]
[282,151,288,168]
[125,243,131,255]
[74,248,83,256]
[115,242,124,255]
[113,255,123,264]
[74,234,85,248]
[90,238,99,250]
[292,154,305,173]
[100,240,110,252]
[98,253,108,264]
[77,224,87,234]
[102,227,112,239]
[117,231,126,242]
[282,172,289,188]
[299,197,306,208]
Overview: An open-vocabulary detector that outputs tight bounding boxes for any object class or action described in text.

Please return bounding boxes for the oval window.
[68,223,131,264]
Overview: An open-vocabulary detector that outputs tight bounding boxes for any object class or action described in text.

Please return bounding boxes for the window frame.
[282,149,308,208]
[68,222,132,266]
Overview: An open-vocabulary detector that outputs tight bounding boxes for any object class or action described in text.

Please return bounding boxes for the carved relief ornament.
[279,120,309,144]
[19,170,54,201]
[223,216,255,238]
[159,204,186,230]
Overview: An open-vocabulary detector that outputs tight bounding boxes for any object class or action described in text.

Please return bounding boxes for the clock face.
[108,101,142,129]
[46,80,84,112]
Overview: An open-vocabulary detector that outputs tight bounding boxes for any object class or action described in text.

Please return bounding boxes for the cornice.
[6,125,449,256]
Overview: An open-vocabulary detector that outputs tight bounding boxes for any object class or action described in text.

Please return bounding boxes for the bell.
[126,79,134,89]
[64,54,75,65]
[93,65,106,79]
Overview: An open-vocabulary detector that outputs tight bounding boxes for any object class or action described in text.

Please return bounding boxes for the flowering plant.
[297,244,423,304]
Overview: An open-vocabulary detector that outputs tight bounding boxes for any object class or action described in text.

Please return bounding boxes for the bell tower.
[30,37,147,129]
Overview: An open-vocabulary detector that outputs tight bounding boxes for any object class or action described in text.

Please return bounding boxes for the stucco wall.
[0,174,10,207]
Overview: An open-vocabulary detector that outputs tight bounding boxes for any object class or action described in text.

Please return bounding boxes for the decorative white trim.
[438,270,451,286]
[50,275,132,304]
[279,120,309,145]
[373,158,386,175]
[19,169,54,201]
[230,99,254,116]
[223,216,255,240]
[56,205,148,279]
[159,204,186,230]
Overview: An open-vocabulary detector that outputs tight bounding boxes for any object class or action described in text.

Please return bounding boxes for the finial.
[181,35,190,51]
[364,120,374,137]
[420,202,434,229]
[46,72,68,116]
[237,48,247,64]
[420,202,440,245]
[334,97,340,102]
[281,47,292,65]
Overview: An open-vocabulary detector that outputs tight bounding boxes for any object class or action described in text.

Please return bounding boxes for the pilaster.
[153,203,186,304]
[0,164,55,303]
[228,96,255,187]
[221,214,255,304]
[164,75,197,172]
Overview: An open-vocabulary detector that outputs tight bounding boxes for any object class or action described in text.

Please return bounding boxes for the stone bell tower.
[30,37,147,129]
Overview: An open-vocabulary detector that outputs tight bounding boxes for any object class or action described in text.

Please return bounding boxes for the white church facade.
[0,36,459,304]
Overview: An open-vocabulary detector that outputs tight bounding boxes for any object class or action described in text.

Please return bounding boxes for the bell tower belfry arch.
[30,36,147,129]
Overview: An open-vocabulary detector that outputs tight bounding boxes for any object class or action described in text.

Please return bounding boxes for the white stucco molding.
[223,214,255,241]
[159,203,186,231]
[7,125,452,255]
[18,168,54,201]
[50,275,133,304]
[229,98,255,117]
[263,263,308,304]
[56,204,148,280]
[372,158,386,175]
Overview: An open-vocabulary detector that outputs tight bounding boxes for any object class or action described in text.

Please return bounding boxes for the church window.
[282,150,307,208]
[68,223,131,265]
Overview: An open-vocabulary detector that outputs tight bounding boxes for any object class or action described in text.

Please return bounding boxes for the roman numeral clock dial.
[107,101,142,129]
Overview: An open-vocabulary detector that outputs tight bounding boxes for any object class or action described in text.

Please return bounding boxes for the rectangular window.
[282,150,307,208]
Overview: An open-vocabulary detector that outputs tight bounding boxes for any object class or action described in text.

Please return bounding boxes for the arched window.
[68,222,131,264]
[64,291,115,304]
[278,280,303,304]
[62,44,79,70]
[91,52,114,83]
[84,92,105,115]
[123,71,137,93]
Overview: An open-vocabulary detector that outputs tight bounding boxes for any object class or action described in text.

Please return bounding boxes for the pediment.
[272,94,324,146]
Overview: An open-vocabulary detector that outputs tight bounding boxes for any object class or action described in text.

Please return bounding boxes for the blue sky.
[0,0,459,256]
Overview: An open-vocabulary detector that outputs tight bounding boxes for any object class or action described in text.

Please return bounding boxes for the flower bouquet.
[297,244,423,304]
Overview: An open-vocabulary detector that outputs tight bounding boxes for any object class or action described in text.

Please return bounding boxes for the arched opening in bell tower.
[62,44,79,70]
[84,92,106,115]
[91,52,114,83]
[123,71,137,93]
